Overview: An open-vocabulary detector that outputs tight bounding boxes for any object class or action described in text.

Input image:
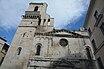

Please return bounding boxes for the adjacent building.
[0,43,9,65]
[1,2,96,69]
[0,37,9,65]
[84,0,104,69]
[0,37,6,51]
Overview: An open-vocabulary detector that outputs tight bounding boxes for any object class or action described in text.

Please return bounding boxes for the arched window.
[17,47,22,55]
[34,6,38,11]
[86,47,92,59]
[36,43,41,55]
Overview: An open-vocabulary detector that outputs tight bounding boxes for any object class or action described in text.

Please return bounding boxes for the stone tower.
[1,3,96,69]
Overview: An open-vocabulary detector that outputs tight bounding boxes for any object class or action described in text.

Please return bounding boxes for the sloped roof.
[35,29,89,38]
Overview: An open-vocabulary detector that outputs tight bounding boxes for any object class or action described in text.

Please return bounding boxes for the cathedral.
[0,3,96,69]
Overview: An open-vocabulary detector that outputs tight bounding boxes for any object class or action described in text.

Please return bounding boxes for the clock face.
[59,39,68,47]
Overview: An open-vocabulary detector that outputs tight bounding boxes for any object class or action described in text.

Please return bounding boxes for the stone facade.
[0,43,9,66]
[0,37,7,66]
[84,0,104,69]
[0,37,6,51]
[1,3,96,69]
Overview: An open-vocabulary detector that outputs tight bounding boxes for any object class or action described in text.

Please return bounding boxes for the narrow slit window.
[88,28,91,36]
[48,19,50,26]
[44,19,46,23]
[0,57,4,65]
[36,44,41,55]
[23,33,26,37]
[38,19,41,25]
[17,47,22,55]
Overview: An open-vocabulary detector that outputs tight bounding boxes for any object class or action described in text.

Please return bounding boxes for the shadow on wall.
[47,53,96,69]
[28,53,96,69]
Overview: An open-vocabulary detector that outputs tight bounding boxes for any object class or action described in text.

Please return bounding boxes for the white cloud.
[35,0,90,28]
[0,0,29,29]
[0,0,90,30]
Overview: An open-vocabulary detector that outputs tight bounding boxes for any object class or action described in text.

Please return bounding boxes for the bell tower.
[0,3,54,69]
[20,3,54,33]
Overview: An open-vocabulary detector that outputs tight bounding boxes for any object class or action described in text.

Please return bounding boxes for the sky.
[0,0,90,44]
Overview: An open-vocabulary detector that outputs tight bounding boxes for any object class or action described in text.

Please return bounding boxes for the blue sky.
[0,0,90,44]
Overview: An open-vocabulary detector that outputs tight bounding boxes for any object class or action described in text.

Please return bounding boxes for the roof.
[35,29,89,38]
[29,2,48,7]
[29,3,43,5]
[0,37,7,42]
[84,0,96,27]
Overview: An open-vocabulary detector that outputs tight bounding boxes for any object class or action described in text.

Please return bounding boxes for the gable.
[35,29,89,38]
[46,29,82,36]
[53,31,73,36]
